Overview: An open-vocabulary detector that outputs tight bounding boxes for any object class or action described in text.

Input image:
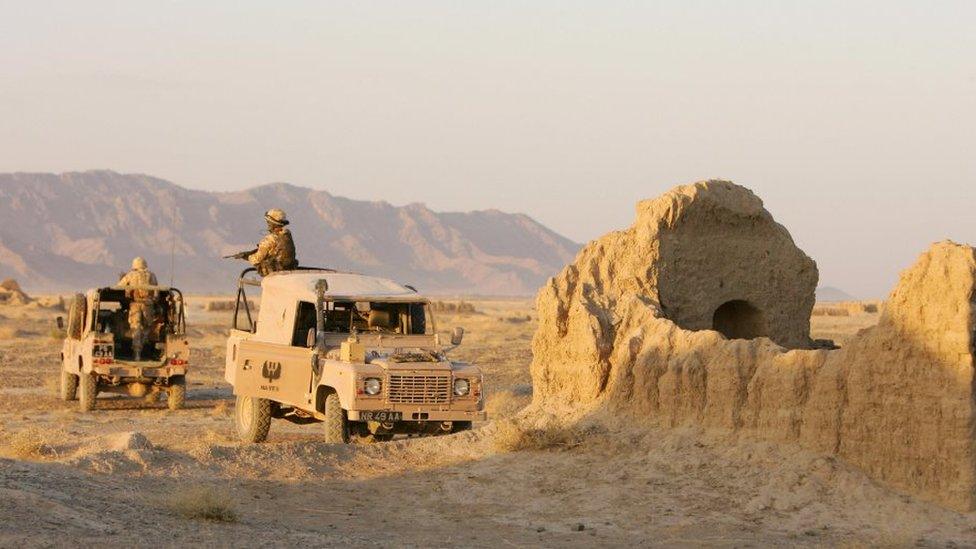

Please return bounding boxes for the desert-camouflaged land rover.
[225,268,486,443]
[58,285,189,412]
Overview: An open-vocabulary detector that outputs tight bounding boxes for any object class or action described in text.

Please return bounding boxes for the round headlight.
[453,378,470,396]
[364,378,382,396]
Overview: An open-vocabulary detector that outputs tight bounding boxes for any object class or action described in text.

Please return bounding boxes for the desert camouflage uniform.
[119,261,158,360]
[248,227,298,276]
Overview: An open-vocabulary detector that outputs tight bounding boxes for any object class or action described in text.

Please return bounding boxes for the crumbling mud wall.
[531,180,976,511]
[0,279,31,305]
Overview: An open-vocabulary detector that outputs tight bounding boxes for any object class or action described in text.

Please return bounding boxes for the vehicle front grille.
[387,374,451,404]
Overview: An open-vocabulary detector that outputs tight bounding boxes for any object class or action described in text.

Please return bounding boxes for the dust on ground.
[0,297,973,547]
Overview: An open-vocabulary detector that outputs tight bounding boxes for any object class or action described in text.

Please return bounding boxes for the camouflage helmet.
[265,208,289,227]
[132,257,148,270]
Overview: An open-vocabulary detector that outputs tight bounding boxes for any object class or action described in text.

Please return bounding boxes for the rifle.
[223,249,257,260]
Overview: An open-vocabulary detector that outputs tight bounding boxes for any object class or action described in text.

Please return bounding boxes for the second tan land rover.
[225,268,486,443]
[57,285,189,412]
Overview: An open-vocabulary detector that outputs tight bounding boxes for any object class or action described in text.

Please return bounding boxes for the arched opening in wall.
[712,300,767,340]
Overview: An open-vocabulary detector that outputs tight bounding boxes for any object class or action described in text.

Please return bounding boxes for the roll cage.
[232,266,341,332]
[230,267,430,341]
[93,285,187,336]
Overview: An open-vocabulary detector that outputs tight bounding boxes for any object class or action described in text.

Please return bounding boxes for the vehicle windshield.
[323,301,430,335]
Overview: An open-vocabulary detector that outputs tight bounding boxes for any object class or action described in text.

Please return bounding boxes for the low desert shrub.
[811,306,849,317]
[812,301,882,317]
[431,301,478,314]
[43,375,60,395]
[492,419,587,453]
[211,400,230,417]
[1,427,58,459]
[165,485,238,522]
[0,325,25,338]
[500,315,533,324]
[486,389,532,419]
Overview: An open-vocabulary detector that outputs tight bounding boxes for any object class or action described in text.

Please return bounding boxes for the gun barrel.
[223,249,257,259]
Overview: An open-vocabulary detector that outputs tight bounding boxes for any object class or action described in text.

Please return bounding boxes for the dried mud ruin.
[0,279,32,306]
[530,180,976,511]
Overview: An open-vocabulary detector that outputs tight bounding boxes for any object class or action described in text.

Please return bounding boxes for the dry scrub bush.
[486,390,532,419]
[812,301,881,317]
[1,427,60,459]
[500,314,533,324]
[211,400,231,417]
[492,419,588,453]
[165,485,238,522]
[811,306,850,317]
[431,301,478,314]
[186,429,226,461]
[0,325,25,338]
[43,375,60,395]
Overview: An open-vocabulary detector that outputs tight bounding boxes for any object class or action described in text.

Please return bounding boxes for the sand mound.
[0,279,31,306]
[104,432,154,452]
[531,180,976,511]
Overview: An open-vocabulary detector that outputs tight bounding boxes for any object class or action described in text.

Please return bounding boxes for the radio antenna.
[169,210,180,287]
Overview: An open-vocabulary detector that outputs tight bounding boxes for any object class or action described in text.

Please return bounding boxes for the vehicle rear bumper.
[93,364,188,379]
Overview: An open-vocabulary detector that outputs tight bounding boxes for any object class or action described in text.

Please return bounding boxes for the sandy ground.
[0,298,974,547]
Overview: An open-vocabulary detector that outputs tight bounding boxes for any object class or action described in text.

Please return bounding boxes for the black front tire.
[322,393,348,444]
[78,372,97,412]
[235,395,272,443]
[59,370,78,401]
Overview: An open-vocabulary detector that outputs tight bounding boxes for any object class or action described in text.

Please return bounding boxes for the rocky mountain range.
[0,171,579,295]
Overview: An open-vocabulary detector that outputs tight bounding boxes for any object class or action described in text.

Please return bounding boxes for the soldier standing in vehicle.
[118,257,158,361]
[233,209,299,276]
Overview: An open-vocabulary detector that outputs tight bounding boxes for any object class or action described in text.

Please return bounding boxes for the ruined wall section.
[801,243,976,509]
[531,180,817,408]
[651,183,818,348]
[530,179,976,510]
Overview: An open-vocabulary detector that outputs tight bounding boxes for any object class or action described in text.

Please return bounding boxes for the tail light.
[170,358,188,366]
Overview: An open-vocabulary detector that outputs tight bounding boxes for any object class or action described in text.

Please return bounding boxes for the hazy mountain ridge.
[815,286,857,302]
[0,171,580,294]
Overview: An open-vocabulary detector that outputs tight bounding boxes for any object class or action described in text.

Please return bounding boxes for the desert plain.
[1,293,975,548]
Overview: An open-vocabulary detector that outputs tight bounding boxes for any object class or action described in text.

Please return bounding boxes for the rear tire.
[78,372,97,412]
[323,392,348,444]
[167,377,186,411]
[59,370,78,401]
[235,395,271,443]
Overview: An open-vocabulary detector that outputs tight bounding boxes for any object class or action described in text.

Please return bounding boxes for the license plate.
[360,411,402,422]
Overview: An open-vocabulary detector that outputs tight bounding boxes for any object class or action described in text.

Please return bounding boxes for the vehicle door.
[235,301,317,410]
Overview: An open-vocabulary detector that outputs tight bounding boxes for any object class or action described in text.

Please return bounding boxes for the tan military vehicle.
[57,285,189,412]
[225,268,486,443]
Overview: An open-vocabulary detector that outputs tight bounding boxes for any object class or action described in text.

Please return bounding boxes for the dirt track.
[1,299,975,547]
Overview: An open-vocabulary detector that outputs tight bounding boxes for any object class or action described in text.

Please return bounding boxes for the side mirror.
[56,317,65,330]
[450,327,465,346]
[306,328,316,349]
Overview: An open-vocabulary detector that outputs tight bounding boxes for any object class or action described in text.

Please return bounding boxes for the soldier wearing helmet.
[118,257,158,361]
[243,209,299,276]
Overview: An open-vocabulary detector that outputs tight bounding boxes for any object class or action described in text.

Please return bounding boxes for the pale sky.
[1,1,973,297]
